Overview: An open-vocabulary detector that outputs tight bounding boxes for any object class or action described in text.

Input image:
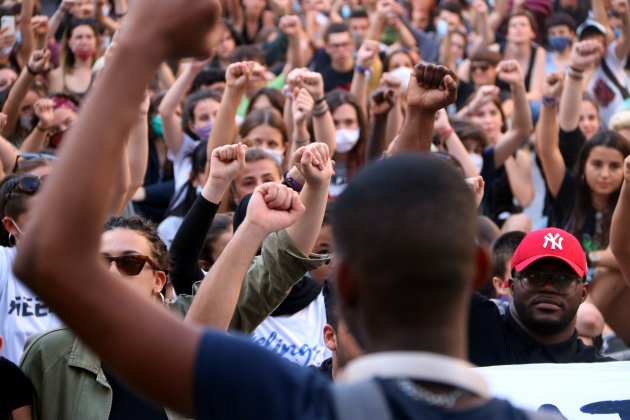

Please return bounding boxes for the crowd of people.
[0,0,630,418]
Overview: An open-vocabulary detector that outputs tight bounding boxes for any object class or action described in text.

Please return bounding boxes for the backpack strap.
[601,59,630,99]
[332,380,393,420]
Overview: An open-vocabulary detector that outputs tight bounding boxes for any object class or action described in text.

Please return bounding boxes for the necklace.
[396,379,466,408]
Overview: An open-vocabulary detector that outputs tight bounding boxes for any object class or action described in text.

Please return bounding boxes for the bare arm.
[613,0,630,61]
[281,16,304,71]
[488,0,509,32]
[525,47,546,101]
[123,97,150,205]
[436,109,479,178]
[536,72,566,198]
[18,0,34,66]
[302,71,335,153]
[47,0,72,40]
[19,98,54,153]
[611,158,630,285]
[351,40,380,118]
[503,150,534,208]
[13,0,221,414]
[288,88,313,164]
[592,0,615,43]
[493,61,533,167]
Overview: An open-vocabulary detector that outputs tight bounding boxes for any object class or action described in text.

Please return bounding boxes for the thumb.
[236,143,247,167]
[289,190,305,213]
[444,75,458,101]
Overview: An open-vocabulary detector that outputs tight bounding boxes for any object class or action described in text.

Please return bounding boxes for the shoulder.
[20,327,75,368]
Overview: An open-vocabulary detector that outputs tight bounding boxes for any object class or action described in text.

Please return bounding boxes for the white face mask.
[470,153,484,173]
[262,148,285,166]
[196,185,203,195]
[335,129,360,154]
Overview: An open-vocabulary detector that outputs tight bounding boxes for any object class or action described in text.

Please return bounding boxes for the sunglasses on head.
[4,174,45,206]
[102,255,158,276]
[12,153,57,174]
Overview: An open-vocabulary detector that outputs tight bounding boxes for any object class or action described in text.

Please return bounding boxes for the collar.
[68,337,109,387]
[337,352,490,399]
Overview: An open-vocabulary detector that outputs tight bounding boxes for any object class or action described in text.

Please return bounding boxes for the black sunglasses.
[102,255,159,276]
[12,153,57,174]
[4,174,45,208]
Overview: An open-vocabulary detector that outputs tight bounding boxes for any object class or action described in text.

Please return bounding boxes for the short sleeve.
[0,247,15,294]
[0,357,33,411]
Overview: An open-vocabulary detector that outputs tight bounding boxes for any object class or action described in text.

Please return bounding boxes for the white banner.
[476,361,630,419]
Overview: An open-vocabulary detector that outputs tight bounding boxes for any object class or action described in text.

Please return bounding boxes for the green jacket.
[20,230,330,420]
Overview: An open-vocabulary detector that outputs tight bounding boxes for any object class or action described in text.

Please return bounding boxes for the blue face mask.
[614,28,622,38]
[194,121,213,141]
[548,36,571,52]
[15,30,21,47]
[151,115,164,138]
[341,4,351,19]
[436,20,448,37]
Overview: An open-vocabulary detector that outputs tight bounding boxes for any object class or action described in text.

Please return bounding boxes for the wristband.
[312,104,329,117]
[35,123,48,131]
[283,170,303,192]
[438,127,454,140]
[26,65,38,76]
[542,96,560,108]
[314,96,326,105]
[355,64,370,75]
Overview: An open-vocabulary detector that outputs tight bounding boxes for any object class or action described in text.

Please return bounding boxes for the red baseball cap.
[511,228,587,278]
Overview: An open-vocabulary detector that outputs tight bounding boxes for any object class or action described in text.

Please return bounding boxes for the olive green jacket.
[20,230,330,420]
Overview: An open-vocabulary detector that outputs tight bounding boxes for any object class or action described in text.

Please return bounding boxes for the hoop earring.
[7,233,15,247]
[156,292,165,304]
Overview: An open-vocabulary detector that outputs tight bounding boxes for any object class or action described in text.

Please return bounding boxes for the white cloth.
[251,292,331,367]
[167,134,197,204]
[157,215,183,249]
[0,246,61,363]
[587,41,629,124]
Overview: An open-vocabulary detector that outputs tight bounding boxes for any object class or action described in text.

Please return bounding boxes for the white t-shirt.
[167,134,198,205]
[0,246,61,363]
[587,41,629,125]
[251,292,332,367]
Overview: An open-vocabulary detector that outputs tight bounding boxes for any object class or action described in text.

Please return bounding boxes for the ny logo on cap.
[543,233,564,251]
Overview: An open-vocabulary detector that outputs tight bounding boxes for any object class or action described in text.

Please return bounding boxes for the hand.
[468,85,499,109]
[542,71,564,99]
[292,87,314,125]
[433,108,451,133]
[376,0,393,18]
[471,0,488,16]
[380,72,402,97]
[370,88,395,116]
[287,67,307,90]
[613,0,629,19]
[496,60,524,85]
[28,49,51,74]
[465,176,485,207]
[32,16,50,38]
[209,143,247,186]
[60,0,77,12]
[570,40,604,71]
[188,55,214,73]
[293,142,333,187]
[0,113,7,132]
[407,63,459,113]
[121,0,221,58]
[225,61,255,90]
[279,15,301,37]
[245,183,305,234]
[34,99,54,129]
[302,71,325,100]
[356,40,380,68]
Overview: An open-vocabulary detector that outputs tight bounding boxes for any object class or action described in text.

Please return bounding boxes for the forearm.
[366,15,385,42]
[0,135,17,172]
[312,108,336,154]
[385,102,402,148]
[350,70,368,117]
[394,109,435,153]
[559,71,584,131]
[170,195,220,295]
[18,0,34,64]
[504,154,533,207]
[366,113,388,161]
[592,0,613,40]
[19,126,47,153]
[445,132,479,177]
[2,68,35,138]
[205,87,243,177]
[289,122,310,165]
[395,23,416,48]
[124,115,150,203]
[611,181,630,281]
[159,68,197,116]
[185,220,267,329]
[47,9,65,39]
[509,82,533,136]
[287,34,303,70]
[535,101,565,196]
[286,182,329,254]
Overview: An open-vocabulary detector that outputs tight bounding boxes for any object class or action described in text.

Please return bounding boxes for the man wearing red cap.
[469,227,613,366]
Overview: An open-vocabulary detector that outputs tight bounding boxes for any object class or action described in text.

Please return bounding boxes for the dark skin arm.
[393,63,459,154]
[365,88,393,161]
[13,0,221,415]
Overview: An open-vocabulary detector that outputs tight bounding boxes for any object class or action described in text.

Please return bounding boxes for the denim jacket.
[20,229,330,420]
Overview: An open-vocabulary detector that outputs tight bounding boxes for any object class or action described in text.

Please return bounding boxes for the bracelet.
[438,127,454,140]
[312,105,329,117]
[568,70,584,81]
[355,64,370,75]
[314,96,326,105]
[35,123,48,131]
[26,65,38,76]
[283,170,303,192]
[542,96,560,108]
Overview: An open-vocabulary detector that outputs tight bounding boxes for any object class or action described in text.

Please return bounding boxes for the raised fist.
[407,63,459,113]
[496,60,524,85]
[246,183,305,234]
[357,40,380,68]
[542,71,564,99]
[279,15,301,36]
[370,88,395,115]
[292,142,333,187]
[210,143,247,185]
[292,87,314,125]
[226,61,255,89]
[570,40,604,72]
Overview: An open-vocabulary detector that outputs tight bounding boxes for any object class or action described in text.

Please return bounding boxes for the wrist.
[284,169,304,191]
[437,126,453,139]
[542,96,560,108]
[202,180,229,204]
[26,65,39,76]
[36,123,49,131]
[239,219,271,242]
[355,63,370,75]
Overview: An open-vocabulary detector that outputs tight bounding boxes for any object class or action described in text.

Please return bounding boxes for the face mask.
[548,36,571,52]
[196,185,203,195]
[73,47,96,61]
[436,19,448,37]
[262,148,285,166]
[614,28,622,39]
[15,30,21,47]
[335,129,360,153]
[341,4,351,19]
[455,57,463,67]
[151,115,164,137]
[194,121,213,140]
[19,115,33,132]
[49,130,66,148]
[470,152,484,173]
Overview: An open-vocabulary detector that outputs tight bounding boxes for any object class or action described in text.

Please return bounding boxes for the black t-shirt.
[479,148,523,227]
[468,293,612,367]
[104,369,168,420]
[310,49,354,92]
[0,356,33,417]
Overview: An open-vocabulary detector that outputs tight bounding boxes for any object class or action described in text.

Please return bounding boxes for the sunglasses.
[4,174,45,209]
[13,153,57,174]
[471,64,490,72]
[514,271,583,294]
[102,255,158,276]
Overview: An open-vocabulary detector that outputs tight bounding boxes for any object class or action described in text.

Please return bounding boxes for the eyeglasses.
[102,255,158,276]
[514,271,584,294]
[13,153,57,174]
[328,41,352,50]
[3,175,45,211]
[471,64,490,72]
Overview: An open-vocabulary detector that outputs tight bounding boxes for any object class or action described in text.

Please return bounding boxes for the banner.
[476,361,630,419]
